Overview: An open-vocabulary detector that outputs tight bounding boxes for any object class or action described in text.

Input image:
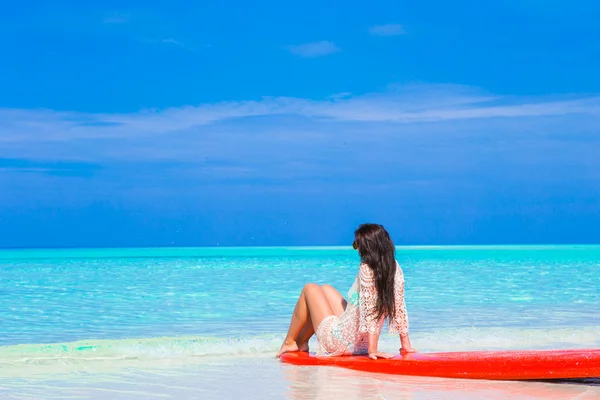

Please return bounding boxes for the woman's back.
[316,261,408,356]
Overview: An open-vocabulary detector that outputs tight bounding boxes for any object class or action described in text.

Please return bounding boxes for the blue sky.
[1,0,599,247]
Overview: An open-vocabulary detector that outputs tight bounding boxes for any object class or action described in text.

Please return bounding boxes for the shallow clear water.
[1,245,599,398]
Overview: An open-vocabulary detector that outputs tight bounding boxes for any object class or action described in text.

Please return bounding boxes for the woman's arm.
[400,333,416,354]
[359,264,395,359]
[368,332,394,359]
[390,264,417,354]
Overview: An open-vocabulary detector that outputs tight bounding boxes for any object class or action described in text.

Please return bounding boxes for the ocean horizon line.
[1,243,599,251]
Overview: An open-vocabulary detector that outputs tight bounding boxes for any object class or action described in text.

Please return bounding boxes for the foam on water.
[2,325,599,378]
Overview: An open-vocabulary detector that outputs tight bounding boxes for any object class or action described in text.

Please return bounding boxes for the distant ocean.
[1,246,599,399]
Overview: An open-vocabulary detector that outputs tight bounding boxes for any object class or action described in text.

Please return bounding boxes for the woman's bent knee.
[303,283,320,292]
[321,284,340,297]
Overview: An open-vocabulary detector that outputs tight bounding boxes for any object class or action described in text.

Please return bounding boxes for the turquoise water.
[1,245,599,398]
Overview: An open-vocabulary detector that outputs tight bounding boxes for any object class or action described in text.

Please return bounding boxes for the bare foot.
[276,340,299,358]
[297,341,309,352]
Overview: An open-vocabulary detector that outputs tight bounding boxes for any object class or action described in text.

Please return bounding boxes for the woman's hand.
[400,347,417,354]
[368,352,395,360]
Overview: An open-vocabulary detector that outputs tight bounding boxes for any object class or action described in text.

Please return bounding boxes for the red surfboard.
[280,349,600,380]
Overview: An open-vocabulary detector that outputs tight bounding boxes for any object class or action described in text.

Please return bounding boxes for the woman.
[277,223,416,359]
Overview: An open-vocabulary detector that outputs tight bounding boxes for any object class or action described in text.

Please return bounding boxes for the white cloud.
[2,84,599,144]
[161,38,184,46]
[160,38,195,51]
[102,14,130,24]
[369,24,406,36]
[1,83,599,193]
[285,41,340,57]
[1,83,599,176]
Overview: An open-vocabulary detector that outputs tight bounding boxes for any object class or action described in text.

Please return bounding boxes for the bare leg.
[276,283,335,357]
[322,284,348,316]
[291,284,348,353]
[295,321,314,352]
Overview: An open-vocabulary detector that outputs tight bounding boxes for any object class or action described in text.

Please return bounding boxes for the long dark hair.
[353,223,396,322]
